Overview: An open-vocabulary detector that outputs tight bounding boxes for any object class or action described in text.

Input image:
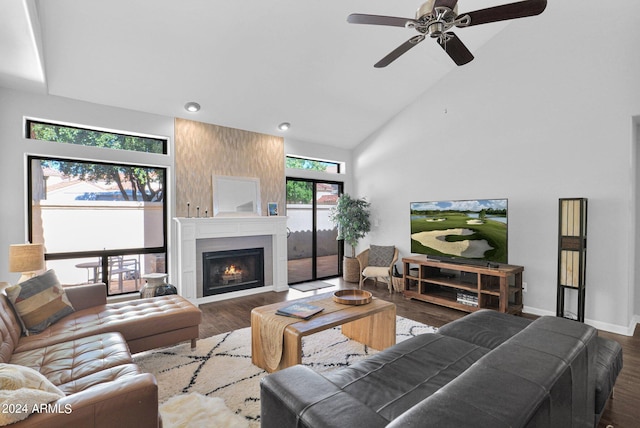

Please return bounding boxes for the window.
[26,120,169,296]
[27,120,166,154]
[285,156,340,173]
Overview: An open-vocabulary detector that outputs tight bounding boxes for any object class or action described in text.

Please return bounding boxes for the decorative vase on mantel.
[140,273,176,298]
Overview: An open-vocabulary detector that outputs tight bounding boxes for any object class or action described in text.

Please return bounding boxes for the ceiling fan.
[347,0,547,67]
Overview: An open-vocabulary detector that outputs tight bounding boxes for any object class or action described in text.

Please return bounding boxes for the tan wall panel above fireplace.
[175,118,284,217]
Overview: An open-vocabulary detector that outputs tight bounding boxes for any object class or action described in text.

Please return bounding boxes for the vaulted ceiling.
[1,0,526,148]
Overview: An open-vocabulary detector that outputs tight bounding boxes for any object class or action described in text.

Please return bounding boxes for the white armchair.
[356,245,398,293]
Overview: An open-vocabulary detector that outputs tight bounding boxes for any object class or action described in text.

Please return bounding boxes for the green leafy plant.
[329,194,371,258]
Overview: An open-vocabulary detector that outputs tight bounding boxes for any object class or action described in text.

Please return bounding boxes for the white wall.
[352,0,640,335]
[0,87,175,283]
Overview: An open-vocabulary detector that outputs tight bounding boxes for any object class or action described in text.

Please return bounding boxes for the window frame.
[24,118,171,296]
[27,155,168,255]
[285,155,341,174]
[285,176,344,284]
[26,119,168,154]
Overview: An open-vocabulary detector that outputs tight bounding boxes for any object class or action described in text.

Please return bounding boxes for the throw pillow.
[0,363,62,394]
[5,270,75,335]
[368,245,395,267]
[0,363,65,426]
[1,282,29,337]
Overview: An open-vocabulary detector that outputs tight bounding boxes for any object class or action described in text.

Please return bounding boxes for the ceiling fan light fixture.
[278,122,291,131]
[429,21,445,37]
[184,102,201,112]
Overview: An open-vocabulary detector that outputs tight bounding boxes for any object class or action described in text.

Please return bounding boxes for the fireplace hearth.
[202,248,265,296]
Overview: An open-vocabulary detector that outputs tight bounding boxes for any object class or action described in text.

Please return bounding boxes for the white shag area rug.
[159,393,248,428]
[134,316,436,427]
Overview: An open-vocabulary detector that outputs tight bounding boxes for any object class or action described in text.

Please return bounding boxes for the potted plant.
[329,194,371,282]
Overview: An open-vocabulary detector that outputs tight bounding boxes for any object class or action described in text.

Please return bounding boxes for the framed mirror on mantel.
[212,175,261,217]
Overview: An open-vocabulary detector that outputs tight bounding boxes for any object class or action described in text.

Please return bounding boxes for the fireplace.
[174,216,288,302]
[202,248,265,296]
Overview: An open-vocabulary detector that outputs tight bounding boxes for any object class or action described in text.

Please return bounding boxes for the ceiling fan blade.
[438,32,474,66]
[347,13,416,28]
[463,0,547,27]
[374,35,425,68]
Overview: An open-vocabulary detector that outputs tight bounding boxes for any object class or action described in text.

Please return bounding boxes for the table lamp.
[9,243,45,283]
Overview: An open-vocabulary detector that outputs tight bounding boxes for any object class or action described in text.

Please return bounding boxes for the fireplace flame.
[224,265,241,275]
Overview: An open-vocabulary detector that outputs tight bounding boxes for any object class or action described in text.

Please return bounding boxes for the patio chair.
[107,255,140,292]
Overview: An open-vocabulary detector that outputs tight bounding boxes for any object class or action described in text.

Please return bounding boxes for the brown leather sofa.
[1,283,202,427]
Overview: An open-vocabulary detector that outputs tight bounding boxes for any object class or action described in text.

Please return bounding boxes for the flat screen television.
[410,199,508,265]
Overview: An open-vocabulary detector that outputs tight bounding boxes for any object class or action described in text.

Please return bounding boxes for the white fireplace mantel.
[173,216,289,305]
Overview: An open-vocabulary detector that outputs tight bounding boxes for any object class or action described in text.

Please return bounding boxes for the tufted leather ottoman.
[15,295,201,354]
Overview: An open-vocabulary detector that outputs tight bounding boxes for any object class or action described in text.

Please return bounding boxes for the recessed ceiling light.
[278,122,291,131]
[184,102,201,112]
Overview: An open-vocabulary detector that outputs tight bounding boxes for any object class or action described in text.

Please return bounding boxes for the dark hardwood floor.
[198,277,639,428]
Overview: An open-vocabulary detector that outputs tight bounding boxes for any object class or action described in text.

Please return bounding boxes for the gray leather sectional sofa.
[260,309,622,428]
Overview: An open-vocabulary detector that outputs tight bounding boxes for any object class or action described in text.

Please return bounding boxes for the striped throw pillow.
[5,270,75,335]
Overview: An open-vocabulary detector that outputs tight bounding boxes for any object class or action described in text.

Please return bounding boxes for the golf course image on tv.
[410,199,508,264]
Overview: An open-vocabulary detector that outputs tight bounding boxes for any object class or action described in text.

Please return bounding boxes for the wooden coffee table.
[251,292,396,372]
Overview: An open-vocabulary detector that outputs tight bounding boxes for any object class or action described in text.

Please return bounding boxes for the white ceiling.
[1,0,521,148]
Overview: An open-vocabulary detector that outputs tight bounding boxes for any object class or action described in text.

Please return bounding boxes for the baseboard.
[523,305,636,336]
[522,305,554,317]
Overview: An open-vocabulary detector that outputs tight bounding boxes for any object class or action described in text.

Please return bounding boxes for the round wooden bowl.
[333,289,372,305]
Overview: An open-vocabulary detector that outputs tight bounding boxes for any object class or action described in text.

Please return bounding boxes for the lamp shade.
[9,243,45,273]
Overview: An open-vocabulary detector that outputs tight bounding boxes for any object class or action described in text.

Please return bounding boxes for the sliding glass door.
[286,178,343,284]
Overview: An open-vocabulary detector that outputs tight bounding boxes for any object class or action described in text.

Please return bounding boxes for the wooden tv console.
[402,256,524,315]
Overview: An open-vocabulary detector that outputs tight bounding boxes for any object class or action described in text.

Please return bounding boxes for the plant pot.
[343,256,360,283]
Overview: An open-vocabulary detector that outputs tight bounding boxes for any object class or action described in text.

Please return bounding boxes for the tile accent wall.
[174,118,285,217]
